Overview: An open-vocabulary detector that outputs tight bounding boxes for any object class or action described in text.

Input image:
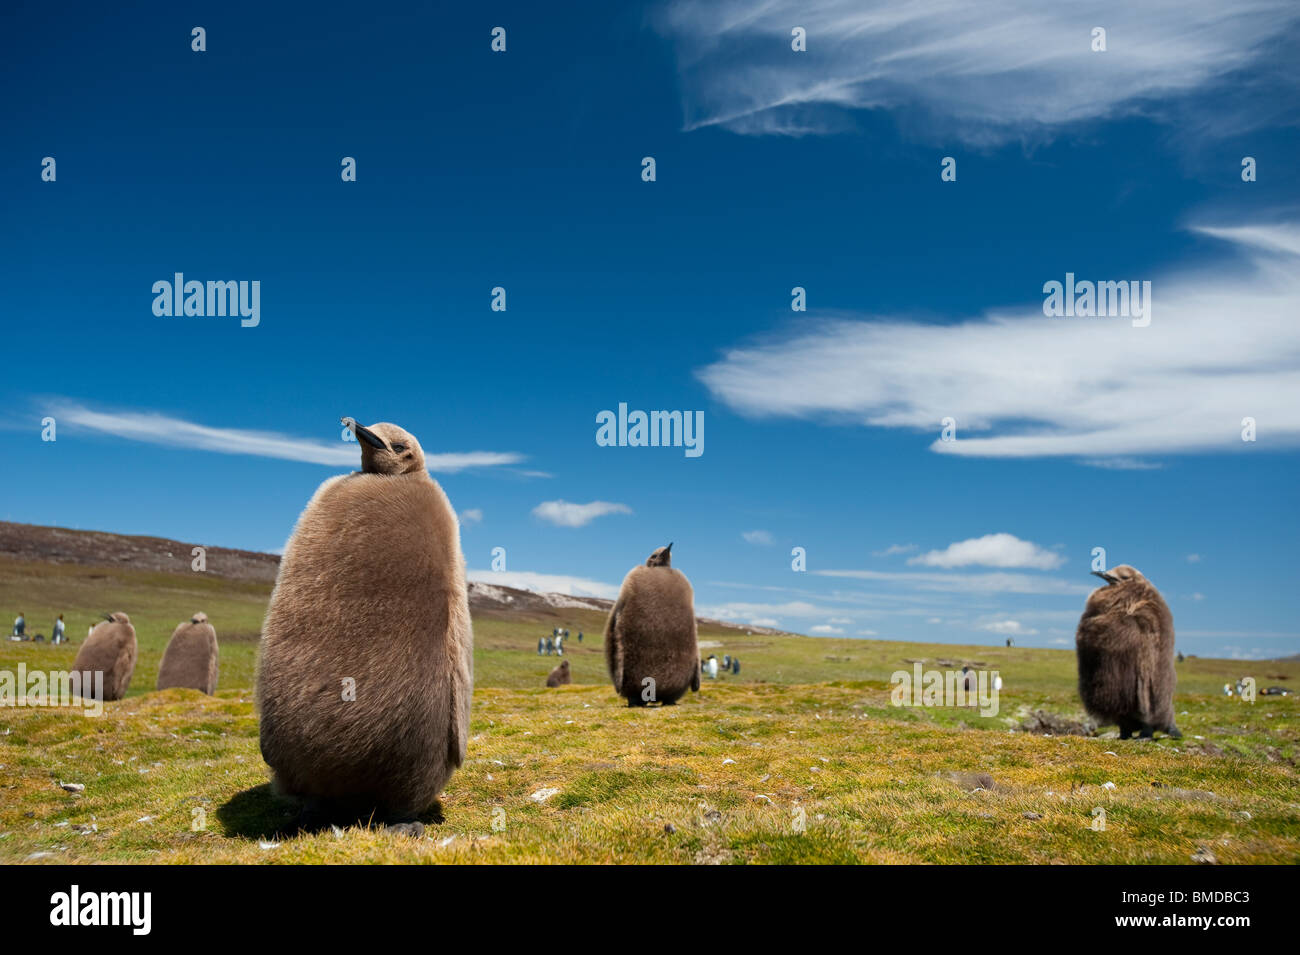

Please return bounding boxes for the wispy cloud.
[657,0,1300,143]
[742,529,774,545]
[812,568,1090,596]
[698,223,1300,461]
[459,508,483,526]
[874,543,917,557]
[909,533,1064,570]
[40,401,525,473]
[468,570,618,600]
[532,499,633,528]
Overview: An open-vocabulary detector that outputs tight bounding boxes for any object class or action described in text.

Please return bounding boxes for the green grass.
[2,557,1298,863]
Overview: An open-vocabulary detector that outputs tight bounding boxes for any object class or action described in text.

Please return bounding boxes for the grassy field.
[2,556,1298,863]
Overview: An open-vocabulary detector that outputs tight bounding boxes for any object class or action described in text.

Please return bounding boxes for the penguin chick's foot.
[384,821,425,837]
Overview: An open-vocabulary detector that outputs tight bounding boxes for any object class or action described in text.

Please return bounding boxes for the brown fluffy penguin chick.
[545,659,571,687]
[72,612,137,701]
[604,543,699,706]
[157,612,219,694]
[257,419,473,827]
[1076,564,1180,739]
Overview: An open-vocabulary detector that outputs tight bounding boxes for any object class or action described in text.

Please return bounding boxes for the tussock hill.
[0,522,776,636]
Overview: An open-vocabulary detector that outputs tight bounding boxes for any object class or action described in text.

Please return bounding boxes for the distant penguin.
[157,612,219,694]
[961,665,974,692]
[545,659,571,688]
[704,655,720,680]
[555,633,564,655]
[71,613,137,701]
[537,637,545,655]
[722,654,731,670]
[257,419,473,827]
[993,674,1003,692]
[546,637,554,655]
[604,543,699,706]
[1075,564,1180,740]
[577,631,583,643]
[731,657,740,675]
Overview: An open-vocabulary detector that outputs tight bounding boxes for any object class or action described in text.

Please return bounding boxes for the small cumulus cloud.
[742,529,774,546]
[532,500,632,528]
[978,619,1039,636]
[909,533,1064,570]
[810,624,845,635]
[857,629,879,636]
[459,508,483,526]
[1186,554,1202,563]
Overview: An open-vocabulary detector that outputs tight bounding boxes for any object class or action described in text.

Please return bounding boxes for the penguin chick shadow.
[217,785,445,839]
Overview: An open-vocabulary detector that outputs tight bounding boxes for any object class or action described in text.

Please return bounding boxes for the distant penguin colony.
[545,659,571,687]
[256,419,474,828]
[71,612,137,701]
[1075,564,1180,739]
[157,612,219,694]
[605,543,699,706]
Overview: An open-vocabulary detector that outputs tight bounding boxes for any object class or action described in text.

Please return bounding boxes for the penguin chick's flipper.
[446,599,474,769]
[605,599,624,689]
[691,661,700,693]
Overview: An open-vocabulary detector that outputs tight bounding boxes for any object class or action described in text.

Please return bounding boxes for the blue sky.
[2,1,1298,657]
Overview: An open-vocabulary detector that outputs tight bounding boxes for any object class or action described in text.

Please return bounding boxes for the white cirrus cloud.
[531,499,633,528]
[742,529,775,545]
[656,0,1300,143]
[38,401,524,473]
[459,509,483,526]
[909,533,1064,570]
[698,223,1300,461]
[1186,553,1202,563]
[810,624,846,635]
[813,568,1090,597]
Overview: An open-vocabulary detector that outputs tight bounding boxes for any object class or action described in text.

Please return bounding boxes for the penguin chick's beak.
[342,416,386,450]
[664,542,673,555]
[102,613,116,622]
[1091,570,1117,585]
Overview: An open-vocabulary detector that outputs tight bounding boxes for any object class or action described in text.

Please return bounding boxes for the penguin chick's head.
[645,542,673,567]
[342,418,426,475]
[191,612,208,624]
[1091,564,1145,586]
